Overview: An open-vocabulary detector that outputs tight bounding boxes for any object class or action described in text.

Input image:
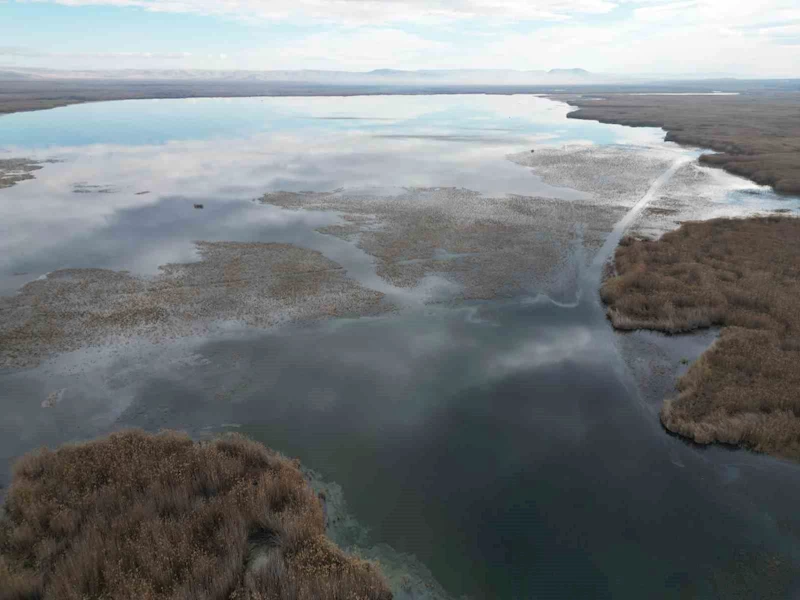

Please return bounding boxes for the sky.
[0,0,798,77]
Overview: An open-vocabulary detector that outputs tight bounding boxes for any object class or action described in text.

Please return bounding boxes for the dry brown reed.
[0,430,391,600]
[601,216,800,460]
[561,93,800,194]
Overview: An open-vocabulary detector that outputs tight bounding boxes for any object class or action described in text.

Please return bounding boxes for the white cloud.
[631,1,697,22]
[7,0,800,76]
[31,0,619,24]
[271,29,447,69]
[447,0,800,76]
[0,47,192,60]
[488,327,594,376]
[625,0,800,29]
[0,46,47,57]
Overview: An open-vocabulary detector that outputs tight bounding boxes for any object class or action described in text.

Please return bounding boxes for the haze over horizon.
[1,0,799,78]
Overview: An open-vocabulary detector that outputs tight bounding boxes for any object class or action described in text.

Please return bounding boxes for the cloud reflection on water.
[2,95,800,598]
[0,95,666,294]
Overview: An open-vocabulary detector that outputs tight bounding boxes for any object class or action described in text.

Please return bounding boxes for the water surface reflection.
[4,299,799,598]
[1,95,799,599]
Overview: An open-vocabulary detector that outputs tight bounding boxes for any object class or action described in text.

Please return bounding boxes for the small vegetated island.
[570,93,800,461]
[0,430,391,599]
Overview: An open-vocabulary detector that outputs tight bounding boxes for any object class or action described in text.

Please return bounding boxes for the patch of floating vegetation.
[508,144,678,209]
[0,430,392,599]
[0,158,45,190]
[0,242,389,369]
[261,187,627,301]
[72,182,118,194]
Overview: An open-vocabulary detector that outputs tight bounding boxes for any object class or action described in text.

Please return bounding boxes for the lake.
[1,94,799,599]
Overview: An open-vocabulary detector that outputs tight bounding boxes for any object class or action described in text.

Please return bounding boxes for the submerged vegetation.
[260,158,663,301]
[601,216,800,460]
[0,242,387,369]
[0,430,391,600]
[0,159,43,190]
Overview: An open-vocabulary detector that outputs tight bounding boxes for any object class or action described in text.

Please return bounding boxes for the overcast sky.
[1,0,798,76]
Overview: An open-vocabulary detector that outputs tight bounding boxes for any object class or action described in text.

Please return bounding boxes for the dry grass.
[600,216,800,460]
[559,92,800,194]
[0,430,391,600]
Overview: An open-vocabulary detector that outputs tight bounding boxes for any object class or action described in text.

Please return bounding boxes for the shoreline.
[554,93,800,462]
[0,79,795,119]
[602,217,800,462]
[0,81,559,117]
[554,92,800,195]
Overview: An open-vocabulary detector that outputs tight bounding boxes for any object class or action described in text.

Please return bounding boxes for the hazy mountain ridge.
[0,66,615,84]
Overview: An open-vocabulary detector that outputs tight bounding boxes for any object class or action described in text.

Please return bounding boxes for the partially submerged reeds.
[601,216,800,460]
[0,430,391,600]
[0,242,387,369]
[261,181,635,300]
[562,93,800,194]
[0,159,42,189]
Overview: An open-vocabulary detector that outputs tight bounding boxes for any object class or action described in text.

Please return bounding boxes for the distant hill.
[548,68,591,76]
[0,67,615,85]
[0,70,37,80]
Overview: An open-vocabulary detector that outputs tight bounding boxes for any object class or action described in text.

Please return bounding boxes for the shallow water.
[0,95,665,296]
[2,95,800,599]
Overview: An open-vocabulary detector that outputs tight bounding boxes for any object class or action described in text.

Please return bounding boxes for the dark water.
[2,95,800,599]
[5,293,799,598]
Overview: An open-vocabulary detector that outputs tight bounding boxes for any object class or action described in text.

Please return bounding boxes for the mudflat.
[558,92,800,194]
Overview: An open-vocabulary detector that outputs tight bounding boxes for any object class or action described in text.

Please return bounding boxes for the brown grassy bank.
[600,216,800,461]
[0,430,391,600]
[558,93,800,194]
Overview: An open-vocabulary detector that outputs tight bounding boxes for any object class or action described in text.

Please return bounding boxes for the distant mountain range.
[0,67,615,85]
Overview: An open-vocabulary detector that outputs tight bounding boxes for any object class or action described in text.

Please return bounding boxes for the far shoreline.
[555,91,800,195]
[1,77,795,119]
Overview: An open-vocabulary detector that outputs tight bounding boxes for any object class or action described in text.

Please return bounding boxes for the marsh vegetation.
[0,430,391,600]
[601,216,800,460]
[0,242,387,369]
[260,153,676,302]
[562,92,800,194]
[0,159,43,190]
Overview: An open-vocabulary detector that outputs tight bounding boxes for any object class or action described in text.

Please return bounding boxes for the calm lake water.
[1,95,799,599]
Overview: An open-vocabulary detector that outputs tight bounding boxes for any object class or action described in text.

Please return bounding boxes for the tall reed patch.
[601,216,800,460]
[0,430,391,600]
